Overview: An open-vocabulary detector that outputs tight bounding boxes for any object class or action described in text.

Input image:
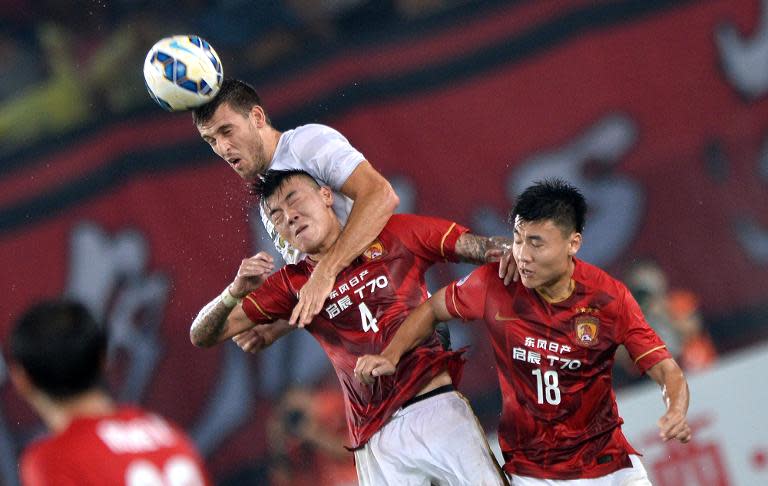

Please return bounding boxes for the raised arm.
[190,252,274,348]
[645,358,691,443]
[455,234,515,265]
[354,287,453,384]
[291,161,399,326]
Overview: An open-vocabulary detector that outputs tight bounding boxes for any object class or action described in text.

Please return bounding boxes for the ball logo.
[574,315,600,347]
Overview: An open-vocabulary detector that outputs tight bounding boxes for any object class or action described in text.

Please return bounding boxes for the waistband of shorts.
[401,384,455,409]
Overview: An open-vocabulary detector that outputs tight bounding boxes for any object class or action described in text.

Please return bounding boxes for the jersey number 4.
[358,302,379,333]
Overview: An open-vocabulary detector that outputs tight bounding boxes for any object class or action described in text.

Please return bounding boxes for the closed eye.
[270,209,284,226]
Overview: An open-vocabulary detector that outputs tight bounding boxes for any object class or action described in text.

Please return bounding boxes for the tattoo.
[455,234,489,264]
[190,294,233,347]
[455,234,513,264]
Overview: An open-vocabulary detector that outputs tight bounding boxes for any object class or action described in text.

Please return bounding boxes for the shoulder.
[289,123,345,146]
[115,404,145,417]
[277,263,311,292]
[382,213,417,231]
[459,262,498,286]
[119,405,169,425]
[574,258,628,299]
[21,436,54,464]
[20,433,68,478]
[450,263,500,304]
[380,214,464,251]
[382,213,456,234]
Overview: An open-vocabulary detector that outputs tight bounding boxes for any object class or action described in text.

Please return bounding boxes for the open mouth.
[295,225,308,238]
[520,268,534,278]
[227,157,241,167]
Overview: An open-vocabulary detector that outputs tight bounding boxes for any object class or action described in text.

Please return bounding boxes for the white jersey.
[259,124,365,263]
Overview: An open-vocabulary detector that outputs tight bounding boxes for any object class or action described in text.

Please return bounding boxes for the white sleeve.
[289,124,366,191]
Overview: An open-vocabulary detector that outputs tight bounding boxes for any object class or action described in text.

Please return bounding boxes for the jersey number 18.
[531,369,561,405]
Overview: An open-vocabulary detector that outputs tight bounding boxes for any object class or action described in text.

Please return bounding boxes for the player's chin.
[293,238,316,255]
[234,169,251,181]
[519,274,537,288]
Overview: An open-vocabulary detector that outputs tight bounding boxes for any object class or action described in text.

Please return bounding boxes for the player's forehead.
[513,216,560,236]
[265,177,311,211]
[197,103,243,134]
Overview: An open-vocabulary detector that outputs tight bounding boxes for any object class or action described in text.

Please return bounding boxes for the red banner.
[1,0,766,481]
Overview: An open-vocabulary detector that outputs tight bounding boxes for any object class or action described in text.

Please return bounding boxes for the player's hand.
[354,355,396,385]
[230,252,274,298]
[290,262,335,327]
[658,409,691,443]
[496,244,518,286]
[231,325,276,353]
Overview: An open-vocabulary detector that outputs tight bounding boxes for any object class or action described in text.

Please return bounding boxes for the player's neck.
[536,259,576,303]
[38,389,116,433]
[263,127,283,167]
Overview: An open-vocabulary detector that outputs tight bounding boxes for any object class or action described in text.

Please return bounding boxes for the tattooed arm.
[190,252,275,348]
[454,234,513,265]
[190,297,254,348]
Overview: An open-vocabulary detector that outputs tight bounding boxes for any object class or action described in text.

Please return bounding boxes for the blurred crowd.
[0,0,466,155]
[613,259,719,388]
[218,378,358,486]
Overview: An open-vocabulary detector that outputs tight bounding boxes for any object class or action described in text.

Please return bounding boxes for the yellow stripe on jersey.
[440,223,457,258]
[245,295,273,321]
[450,283,466,321]
[634,345,667,364]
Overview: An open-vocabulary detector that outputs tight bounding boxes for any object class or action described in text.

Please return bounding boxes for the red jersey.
[241,214,467,449]
[20,406,211,486]
[445,258,671,480]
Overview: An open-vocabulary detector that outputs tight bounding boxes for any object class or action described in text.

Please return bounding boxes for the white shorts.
[354,389,508,486]
[508,455,651,486]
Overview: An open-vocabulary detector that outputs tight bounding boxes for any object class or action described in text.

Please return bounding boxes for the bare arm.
[190,300,255,348]
[455,234,514,265]
[354,287,453,383]
[190,252,275,347]
[231,320,296,353]
[457,234,518,284]
[646,357,692,443]
[290,161,399,326]
[327,161,399,273]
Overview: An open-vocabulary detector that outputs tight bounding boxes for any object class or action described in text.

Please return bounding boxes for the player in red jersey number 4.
[190,169,508,486]
[355,179,691,486]
[9,300,212,486]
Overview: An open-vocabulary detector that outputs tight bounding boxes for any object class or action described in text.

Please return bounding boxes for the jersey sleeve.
[290,124,366,192]
[617,284,673,374]
[385,214,470,263]
[240,268,297,324]
[444,263,494,322]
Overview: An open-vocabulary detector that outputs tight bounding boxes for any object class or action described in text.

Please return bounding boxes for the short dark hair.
[192,78,271,126]
[10,300,107,400]
[254,169,321,204]
[510,178,587,234]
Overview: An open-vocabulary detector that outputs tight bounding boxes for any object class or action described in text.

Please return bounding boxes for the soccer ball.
[143,35,223,111]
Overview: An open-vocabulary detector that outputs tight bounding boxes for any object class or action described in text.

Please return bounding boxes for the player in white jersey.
[193,78,399,348]
[193,79,515,352]
[258,123,363,264]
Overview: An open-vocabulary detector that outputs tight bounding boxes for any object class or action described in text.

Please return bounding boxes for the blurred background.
[1,0,767,484]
